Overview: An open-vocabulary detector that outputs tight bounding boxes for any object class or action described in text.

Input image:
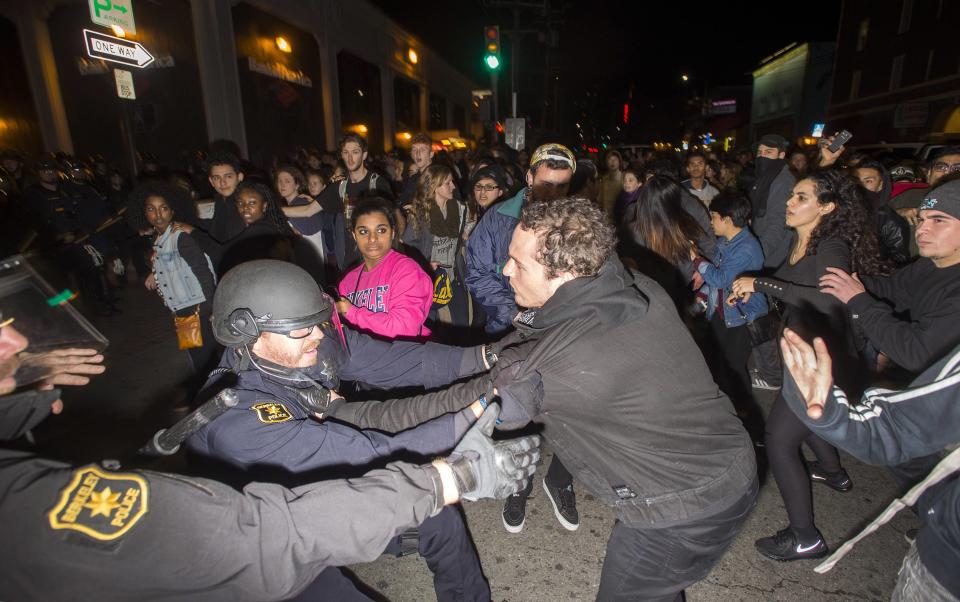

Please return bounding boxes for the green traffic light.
[484,54,500,70]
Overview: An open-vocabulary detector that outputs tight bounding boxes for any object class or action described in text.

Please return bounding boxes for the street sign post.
[505,118,526,151]
[83,29,154,68]
[88,0,136,34]
[114,69,136,100]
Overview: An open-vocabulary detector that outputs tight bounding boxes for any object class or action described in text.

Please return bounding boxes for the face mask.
[755,156,784,177]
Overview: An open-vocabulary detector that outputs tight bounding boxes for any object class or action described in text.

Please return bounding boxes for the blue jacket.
[696,229,768,327]
[465,187,526,333]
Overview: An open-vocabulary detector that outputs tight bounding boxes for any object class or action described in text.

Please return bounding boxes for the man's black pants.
[596,477,758,601]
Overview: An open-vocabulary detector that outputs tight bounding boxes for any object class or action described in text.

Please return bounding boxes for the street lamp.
[681,74,689,82]
[275,36,292,53]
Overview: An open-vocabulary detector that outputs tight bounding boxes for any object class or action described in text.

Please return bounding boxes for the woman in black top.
[730,170,890,561]
[218,181,295,275]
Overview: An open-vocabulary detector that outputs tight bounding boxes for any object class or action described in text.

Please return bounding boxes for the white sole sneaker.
[542,478,579,531]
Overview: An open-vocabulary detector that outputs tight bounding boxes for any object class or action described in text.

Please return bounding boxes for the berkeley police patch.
[48,466,149,541]
[251,401,293,423]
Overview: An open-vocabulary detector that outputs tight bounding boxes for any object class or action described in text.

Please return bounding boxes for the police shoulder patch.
[48,466,149,541]
[251,401,293,424]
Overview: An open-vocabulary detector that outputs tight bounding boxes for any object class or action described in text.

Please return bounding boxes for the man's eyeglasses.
[284,323,326,339]
[931,162,960,174]
[473,184,500,193]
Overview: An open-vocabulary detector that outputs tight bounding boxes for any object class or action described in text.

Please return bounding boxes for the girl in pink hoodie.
[336,196,433,339]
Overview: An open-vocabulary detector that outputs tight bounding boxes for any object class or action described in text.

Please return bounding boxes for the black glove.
[447,405,541,501]
[284,385,344,419]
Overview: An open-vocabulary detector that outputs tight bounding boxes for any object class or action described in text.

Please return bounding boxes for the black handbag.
[734,299,782,346]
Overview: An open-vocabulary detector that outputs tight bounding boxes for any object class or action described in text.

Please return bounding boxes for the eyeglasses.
[473,184,500,193]
[931,162,960,174]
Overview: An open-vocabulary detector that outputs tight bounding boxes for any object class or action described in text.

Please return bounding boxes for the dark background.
[372,0,842,143]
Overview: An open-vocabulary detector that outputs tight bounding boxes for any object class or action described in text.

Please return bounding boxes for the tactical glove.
[447,405,540,501]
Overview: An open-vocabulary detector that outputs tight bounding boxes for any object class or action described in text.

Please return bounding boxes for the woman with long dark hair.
[624,175,705,308]
[730,169,891,562]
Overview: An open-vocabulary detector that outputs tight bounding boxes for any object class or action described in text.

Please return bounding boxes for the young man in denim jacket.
[693,191,768,427]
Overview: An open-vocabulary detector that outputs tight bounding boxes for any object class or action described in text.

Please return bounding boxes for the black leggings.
[765,392,842,531]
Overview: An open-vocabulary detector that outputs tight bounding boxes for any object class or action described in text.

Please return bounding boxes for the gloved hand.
[483,330,527,367]
[447,405,540,501]
[284,385,344,419]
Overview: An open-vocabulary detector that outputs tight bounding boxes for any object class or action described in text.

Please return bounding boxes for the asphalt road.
[32,283,915,601]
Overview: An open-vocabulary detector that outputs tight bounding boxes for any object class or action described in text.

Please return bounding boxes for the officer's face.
[252,327,324,369]
[37,167,58,185]
[144,195,174,232]
[502,225,573,309]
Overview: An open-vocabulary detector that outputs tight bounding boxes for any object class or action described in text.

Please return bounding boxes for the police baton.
[139,388,239,456]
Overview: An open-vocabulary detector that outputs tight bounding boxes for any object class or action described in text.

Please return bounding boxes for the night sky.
[372,0,842,141]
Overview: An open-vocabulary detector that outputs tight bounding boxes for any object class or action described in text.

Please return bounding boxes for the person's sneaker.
[755,528,829,561]
[542,477,580,531]
[808,461,853,492]
[502,491,529,533]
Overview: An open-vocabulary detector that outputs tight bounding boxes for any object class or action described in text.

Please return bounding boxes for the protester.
[852,158,911,266]
[197,153,246,261]
[777,329,960,601]
[731,169,890,561]
[493,196,757,599]
[682,150,720,205]
[218,181,295,274]
[466,143,576,335]
[693,191,767,433]
[399,133,435,205]
[468,164,507,218]
[337,196,432,340]
[402,164,474,331]
[597,150,624,217]
[749,134,796,268]
[613,166,643,226]
[136,181,218,406]
[276,163,335,284]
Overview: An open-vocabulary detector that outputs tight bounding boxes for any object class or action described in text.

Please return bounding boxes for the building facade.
[750,42,835,143]
[0,0,479,167]
[828,0,960,143]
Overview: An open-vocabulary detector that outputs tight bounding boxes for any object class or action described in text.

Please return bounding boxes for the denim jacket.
[696,229,768,327]
[153,226,216,312]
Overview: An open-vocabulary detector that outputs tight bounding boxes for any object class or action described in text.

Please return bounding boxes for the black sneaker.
[502,489,530,533]
[542,477,580,531]
[755,528,829,561]
[808,461,853,492]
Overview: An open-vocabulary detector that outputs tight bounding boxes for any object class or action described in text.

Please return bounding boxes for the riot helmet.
[212,260,347,389]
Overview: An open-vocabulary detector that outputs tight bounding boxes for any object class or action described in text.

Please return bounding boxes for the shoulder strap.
[369,172,379,190]
[338,179,347,200]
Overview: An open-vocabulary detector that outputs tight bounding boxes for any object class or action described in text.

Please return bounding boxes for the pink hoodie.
[338,249,433,339]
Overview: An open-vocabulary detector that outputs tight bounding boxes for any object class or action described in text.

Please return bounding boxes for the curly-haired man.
[493,196,758,601]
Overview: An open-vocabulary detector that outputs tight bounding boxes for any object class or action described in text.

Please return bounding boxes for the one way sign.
[83,29,154,68]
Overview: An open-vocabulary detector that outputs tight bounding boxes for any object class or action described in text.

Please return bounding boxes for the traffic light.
[483,25,501,71]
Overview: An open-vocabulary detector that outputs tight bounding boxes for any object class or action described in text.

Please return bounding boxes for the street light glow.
[275,36,292,53]
[681,74,689,82]
[407,48,418,64]
[111,25,126,37]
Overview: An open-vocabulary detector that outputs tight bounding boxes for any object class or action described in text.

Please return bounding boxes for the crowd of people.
[1,128,959,601]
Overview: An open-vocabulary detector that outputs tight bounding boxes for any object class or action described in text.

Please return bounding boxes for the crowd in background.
[2,127,960,593]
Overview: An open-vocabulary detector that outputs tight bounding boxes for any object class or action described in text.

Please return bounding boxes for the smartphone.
[827,130,853,153]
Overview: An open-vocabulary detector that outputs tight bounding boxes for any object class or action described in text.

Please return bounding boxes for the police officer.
[0,288,540,601]
[21,158,120,315]
[188,260,500,600]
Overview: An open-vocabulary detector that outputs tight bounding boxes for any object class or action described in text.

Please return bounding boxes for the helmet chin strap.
[239,345,341,418]
[239,345,318,388]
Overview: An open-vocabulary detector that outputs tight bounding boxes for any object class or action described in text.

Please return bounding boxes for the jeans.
[595,477,758,601]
